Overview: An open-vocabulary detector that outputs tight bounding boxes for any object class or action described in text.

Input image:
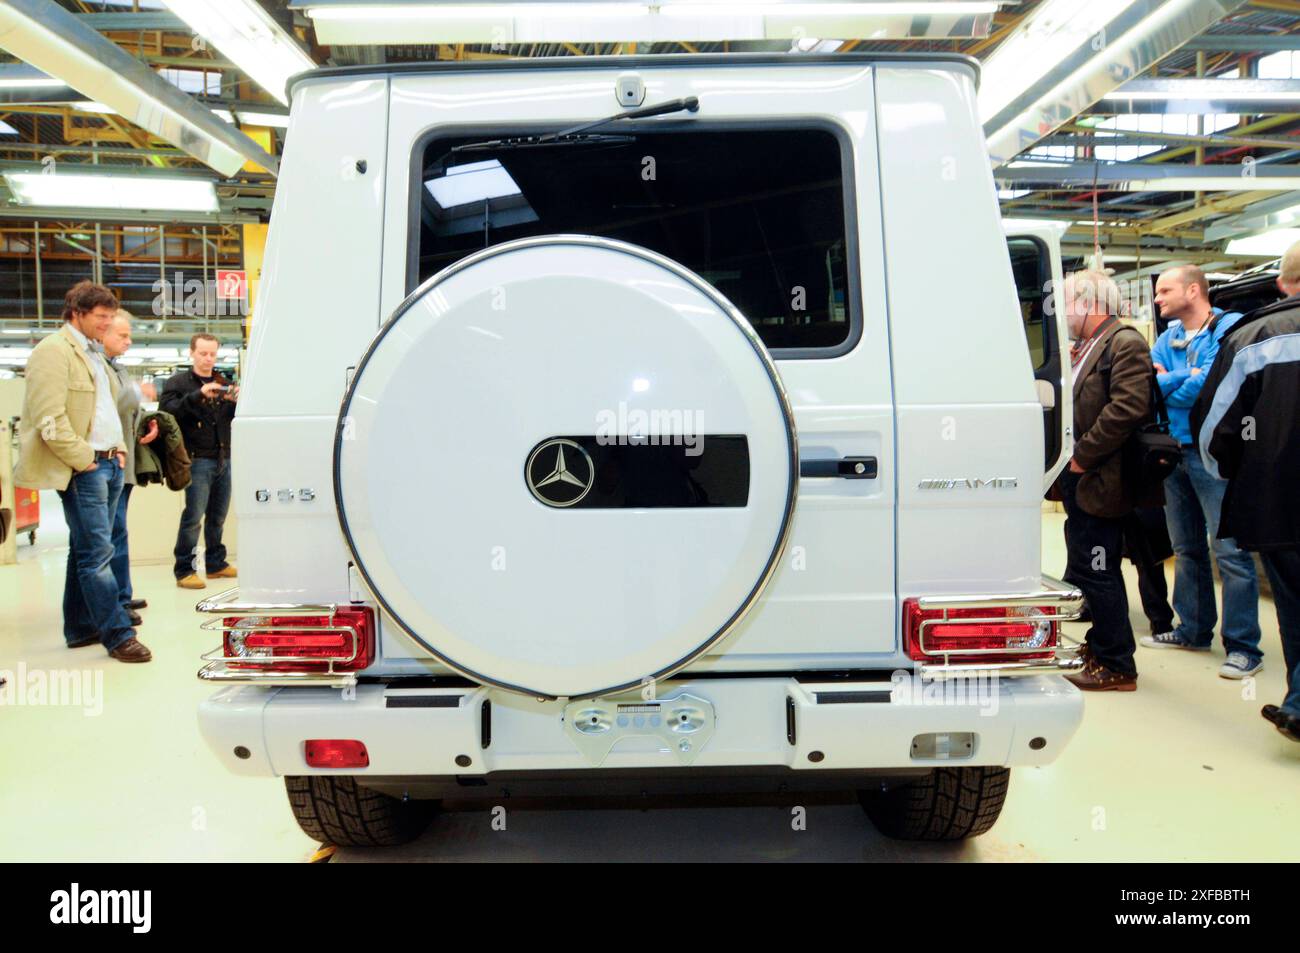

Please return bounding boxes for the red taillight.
[222,608,375,672]
[304,739,369,769]
[903,599,1057,662]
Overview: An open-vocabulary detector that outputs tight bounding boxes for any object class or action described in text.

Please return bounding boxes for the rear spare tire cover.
[335,236,796,699]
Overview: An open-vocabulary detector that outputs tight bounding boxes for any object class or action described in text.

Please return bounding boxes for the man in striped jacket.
[1194,242,1300,743]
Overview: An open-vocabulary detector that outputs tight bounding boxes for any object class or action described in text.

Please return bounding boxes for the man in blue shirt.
[1143,265,1262,678]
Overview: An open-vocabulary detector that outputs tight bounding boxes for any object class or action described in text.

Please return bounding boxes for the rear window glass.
[413,128,854,352]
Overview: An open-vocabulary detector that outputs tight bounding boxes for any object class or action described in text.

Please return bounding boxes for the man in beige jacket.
[16,282,152,662]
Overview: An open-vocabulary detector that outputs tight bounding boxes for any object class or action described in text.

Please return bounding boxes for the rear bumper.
[198,672,1083,781]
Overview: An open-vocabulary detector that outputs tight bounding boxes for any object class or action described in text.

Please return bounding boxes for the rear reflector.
[304,739,369,769]
[904,599,1056,663]
[222,608,375,673]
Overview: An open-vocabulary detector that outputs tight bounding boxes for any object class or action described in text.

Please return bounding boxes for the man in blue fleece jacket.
[1143,265,1262,679]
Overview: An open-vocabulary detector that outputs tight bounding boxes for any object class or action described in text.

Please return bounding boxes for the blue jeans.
[173,456,231,579]
[110,482,133,607]
[1163,452,1262,661]
[1260,549,1300,717]
[1061,469,1137,677]
[58,458,135,651]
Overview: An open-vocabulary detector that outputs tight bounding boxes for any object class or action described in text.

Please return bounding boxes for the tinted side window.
[1007,237,1049,370]
[414,128,853,352]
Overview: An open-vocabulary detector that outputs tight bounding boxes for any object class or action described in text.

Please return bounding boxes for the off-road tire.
[859,767,1010,841]
[285,776,437,847]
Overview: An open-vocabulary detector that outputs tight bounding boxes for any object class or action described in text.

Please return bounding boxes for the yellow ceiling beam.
[1141,190,1279,234]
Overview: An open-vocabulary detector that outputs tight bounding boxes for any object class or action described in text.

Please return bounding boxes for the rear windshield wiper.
[448,96,701,158]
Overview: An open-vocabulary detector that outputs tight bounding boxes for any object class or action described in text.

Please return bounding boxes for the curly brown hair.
[62,280,118,322]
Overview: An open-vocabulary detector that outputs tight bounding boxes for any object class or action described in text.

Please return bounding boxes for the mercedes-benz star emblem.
[526,438,595,508]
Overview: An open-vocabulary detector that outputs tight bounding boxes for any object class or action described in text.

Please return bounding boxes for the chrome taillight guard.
[913,575,1086,680]
[194,587,363,688]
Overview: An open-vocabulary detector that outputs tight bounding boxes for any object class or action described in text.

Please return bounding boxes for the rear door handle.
[799,456,878,479]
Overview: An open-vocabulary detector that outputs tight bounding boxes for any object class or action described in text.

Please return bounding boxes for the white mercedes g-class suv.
[197,52,1084,848]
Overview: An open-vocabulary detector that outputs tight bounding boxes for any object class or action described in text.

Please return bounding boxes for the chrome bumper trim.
[196,586,344,615]
[913,575,1084,678]
[914,574,1084,613]
[194,587,363,685]
[197,659,357,688]
[917,657,1084,680]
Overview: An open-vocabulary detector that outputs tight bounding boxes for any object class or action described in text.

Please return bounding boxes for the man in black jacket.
[160,332,237,589]
[1193,242,1300,743]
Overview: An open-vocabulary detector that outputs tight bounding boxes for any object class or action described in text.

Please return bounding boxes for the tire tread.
[861,766,1010,841]
[285,776,436,847]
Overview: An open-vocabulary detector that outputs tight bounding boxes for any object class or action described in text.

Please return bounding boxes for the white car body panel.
[202,676,1082,777]
[206,55,1083,784]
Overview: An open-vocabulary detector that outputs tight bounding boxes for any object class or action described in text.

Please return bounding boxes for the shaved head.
[1154,264,1212,325]
[1163,264,1209,299]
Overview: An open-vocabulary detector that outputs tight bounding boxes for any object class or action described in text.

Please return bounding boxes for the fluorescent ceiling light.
[126,347,182,361]
[0,76,66,89]
[984,0,1228,165]
[4,172,219,213]
[1002,217,1070,230]
[162,0,315,105]
[309,2,997,15]
[1225,228,1300,257]
[234,110,290,128]
[980,0,1134,123]
[303,2,998,43]
[0,1,277,177]
[1102,90,1300,104]
[427,160,522,208]
[310,2,643,18]
[663,2,999,13]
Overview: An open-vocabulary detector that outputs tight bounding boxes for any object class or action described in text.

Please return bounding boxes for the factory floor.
[1,498,1296,862]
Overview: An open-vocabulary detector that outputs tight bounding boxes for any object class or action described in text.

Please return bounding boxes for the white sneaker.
[1219,652,1263,679]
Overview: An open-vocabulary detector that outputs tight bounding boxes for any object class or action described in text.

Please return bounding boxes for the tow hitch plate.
[562,693,716,766]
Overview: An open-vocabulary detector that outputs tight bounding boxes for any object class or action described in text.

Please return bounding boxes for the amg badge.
[917,477,1019,490]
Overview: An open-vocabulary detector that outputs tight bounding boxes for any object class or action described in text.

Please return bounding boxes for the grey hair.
[1281,241,1300,286]
[1062,269,1122,317]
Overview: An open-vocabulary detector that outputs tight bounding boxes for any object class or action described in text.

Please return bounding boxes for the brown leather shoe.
[108,637,152,663]
[1066,659,1137,692]
[177,574,206,590]
[208,565,238,579]
[1065,640,1093,664]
